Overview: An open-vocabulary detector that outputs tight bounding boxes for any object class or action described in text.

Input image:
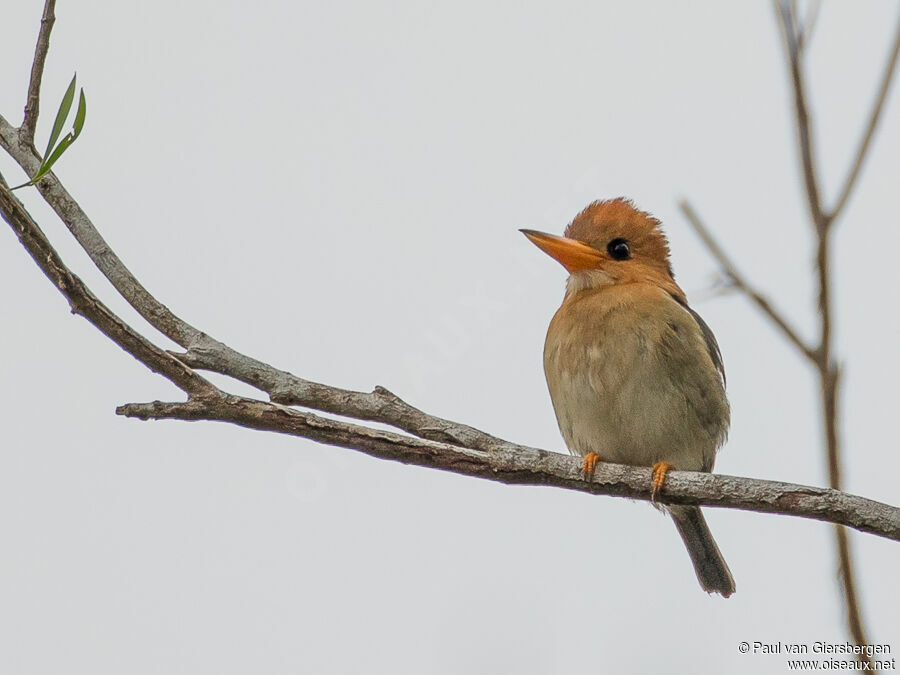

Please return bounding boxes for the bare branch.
[0,114,512,453]
[0,112,522,459]
[771,2,887,664]
[679,200,818,362]
[4,145,900,552]
[829,11,900,223]
[174,347,512,452]
[0,177,214,397]
[0,113,204,347]
[774,0,827,229]
[116,395,900,542]
[815,231,833,367]
[7,161,899,551]
[835,526,870,651]
[20,0,56,143]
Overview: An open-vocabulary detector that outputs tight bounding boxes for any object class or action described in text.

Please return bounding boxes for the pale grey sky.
[1,1,898,673]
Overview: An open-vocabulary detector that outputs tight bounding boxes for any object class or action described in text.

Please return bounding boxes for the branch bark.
[115,395,900,542]
[20,0,56,144]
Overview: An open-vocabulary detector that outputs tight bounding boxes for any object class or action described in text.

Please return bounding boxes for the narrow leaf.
[31,132,76,184]
[73,89,86,138]
[44,74,77,160]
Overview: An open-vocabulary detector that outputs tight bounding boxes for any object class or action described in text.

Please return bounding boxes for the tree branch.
[0,177,214,397]
[686,5,895,659]
[20,0,56,144]
[0,112,205,347]
[0,113,511,454]
[4,134,900,551]
[762,3,887,666]
[829,10,900,224]
[679,200,817,362]
[174,347,512,452]
[775,0,827,230]
[116,395,900,543]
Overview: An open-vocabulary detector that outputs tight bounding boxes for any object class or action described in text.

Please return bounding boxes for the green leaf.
[43,74,77,161]
[73,89,86,139]
[31,133,75,184]
[11,81,87,190]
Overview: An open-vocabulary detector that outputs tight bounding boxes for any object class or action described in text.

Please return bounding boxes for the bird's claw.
[651,462,673,503]
[581,452,601,480]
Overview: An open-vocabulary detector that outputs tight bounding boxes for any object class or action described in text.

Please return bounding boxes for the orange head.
[521,198,683,300]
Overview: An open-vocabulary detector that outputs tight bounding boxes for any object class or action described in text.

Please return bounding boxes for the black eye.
[606,238,631,260]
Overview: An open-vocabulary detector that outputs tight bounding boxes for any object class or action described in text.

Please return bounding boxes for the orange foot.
[581,452,601,480]
[651,462,673,503]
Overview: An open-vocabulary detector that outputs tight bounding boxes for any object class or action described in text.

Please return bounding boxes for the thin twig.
[814,231,832,369]
[775,0,827,230]
[116,395,900,542]
[829,10,900,223]
[679,200,817,362]
[20,0,56,144]
[835,526,869,651]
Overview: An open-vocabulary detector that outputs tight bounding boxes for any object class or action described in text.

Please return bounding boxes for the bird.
[521,197,735,597]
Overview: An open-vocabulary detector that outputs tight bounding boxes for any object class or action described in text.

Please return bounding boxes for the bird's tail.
[669,505,735,597]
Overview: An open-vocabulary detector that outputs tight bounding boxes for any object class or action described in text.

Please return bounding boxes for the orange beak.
[520,229,603,273]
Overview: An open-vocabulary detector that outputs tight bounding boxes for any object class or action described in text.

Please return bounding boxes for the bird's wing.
[672,296,726,389]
